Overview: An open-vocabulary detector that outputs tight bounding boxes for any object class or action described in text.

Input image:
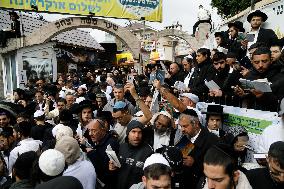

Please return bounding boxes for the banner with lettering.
[0,0,163,22]
[222,105,280,135]
[199,103,281,161]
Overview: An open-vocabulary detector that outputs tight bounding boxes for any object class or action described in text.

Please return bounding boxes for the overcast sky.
[42,0,223,42]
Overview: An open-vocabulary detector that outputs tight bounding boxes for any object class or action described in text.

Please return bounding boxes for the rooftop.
[125,22,157,32]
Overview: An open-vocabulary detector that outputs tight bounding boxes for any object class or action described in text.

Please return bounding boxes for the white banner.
[200,103,281,162]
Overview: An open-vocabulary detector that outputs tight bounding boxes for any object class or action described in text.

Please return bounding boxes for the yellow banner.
[116,52,134,64]
[0,0,162,22]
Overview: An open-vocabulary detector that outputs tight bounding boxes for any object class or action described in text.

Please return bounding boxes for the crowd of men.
[0,9,284,189]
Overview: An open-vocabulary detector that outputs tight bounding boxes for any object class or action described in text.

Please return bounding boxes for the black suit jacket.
[189,60,215,100]
[182,127,219,188]
[256,27,278,47]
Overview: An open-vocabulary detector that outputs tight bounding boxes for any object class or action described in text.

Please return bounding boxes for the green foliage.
[211,0,252,18]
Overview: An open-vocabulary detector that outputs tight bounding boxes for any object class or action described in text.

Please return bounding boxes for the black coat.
[246,168,284,189]
[256,28,278,47]
[165,71,186,87]
[209,65,242,106]
[228,39,246,61]
[87,132,120,187]
[189,60,215,100]
[176,127,219,188]
[115,142,153,189]
[243,64,284,111]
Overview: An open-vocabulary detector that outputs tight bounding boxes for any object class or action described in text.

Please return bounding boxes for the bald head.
[87,119,107,143]
[170,63,180,75]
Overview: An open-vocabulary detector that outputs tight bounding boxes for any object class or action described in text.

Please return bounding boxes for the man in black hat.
[0,11,21,48]
[73,100,95,140]
[214,31,228,50]
[246,141,284,189]
[227,21,247,61]
[203,104,226,138]
[245,10,277,50]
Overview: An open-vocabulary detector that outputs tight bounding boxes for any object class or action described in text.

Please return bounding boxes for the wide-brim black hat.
[9,11,19,19]
[247,10,268,22]
[44,84,59,97]
[202,104,224,115]
[214,31,224,38]
[0,101,25,118]
[70,100,96,114]
[228,21,245,33]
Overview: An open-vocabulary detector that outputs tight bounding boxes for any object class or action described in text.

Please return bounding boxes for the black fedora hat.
[228,21,245,33]
[0,101,25,120]
[70,100,96,114]
[202,104,224,115]
[247,10,268,22]
[0,101,25,116]
[214,31,224,38]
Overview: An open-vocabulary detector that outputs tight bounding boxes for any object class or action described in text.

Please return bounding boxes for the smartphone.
[246,33,255,42]
[156,70,165,85]
[127,75,134,84]
[149,72,156,84]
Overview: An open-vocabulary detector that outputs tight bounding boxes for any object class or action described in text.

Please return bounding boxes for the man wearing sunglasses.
[246,141,284,189]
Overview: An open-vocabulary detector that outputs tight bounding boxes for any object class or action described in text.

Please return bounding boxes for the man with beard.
[234,47,284,111]
[0,112,12,129]
[245,10,277,50]
[111,83,152,144]
[176,109,219,188]
[246,141,284,189]
[208,52,241,105]
[109,120,153,189]
[143,111,177,151]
